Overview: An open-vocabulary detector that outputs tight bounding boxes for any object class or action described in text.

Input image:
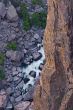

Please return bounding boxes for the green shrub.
[20,3,27,17]
[20,3,31,31]
[32,12,41,27]
[0,68,5,80]
[23,18,31,31]
[0,53,5,65]
[7,42,17,50]
[32,0,43,5]
[39,11,47,28]
[31,11,47,28]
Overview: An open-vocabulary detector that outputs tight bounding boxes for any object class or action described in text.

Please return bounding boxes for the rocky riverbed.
[0,0,47,109]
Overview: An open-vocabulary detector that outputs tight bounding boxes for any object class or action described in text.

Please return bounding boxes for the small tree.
[20,3,31,31]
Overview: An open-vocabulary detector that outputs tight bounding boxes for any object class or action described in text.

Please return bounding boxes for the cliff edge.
[34,0,73,110]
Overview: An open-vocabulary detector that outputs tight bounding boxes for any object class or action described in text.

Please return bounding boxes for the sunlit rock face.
[34,0,73,110]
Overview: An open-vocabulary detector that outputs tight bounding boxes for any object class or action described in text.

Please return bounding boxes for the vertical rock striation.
[34,0,73,110]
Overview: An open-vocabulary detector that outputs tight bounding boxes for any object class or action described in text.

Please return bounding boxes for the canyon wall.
[34,0,73,110]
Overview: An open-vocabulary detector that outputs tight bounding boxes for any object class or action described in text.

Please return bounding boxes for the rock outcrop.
[34,0,73,110]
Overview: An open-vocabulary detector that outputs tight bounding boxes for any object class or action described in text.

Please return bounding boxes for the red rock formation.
[34,0,73,110]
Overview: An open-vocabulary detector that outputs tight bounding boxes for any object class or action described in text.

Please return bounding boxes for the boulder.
[33,34,39,40]
[39,63,44,70]
[8,34,16,41]
[7,5,18,21]
[0,90,7,108]
[6,50,24,62]
[0,2,6,18]
[29,71,36,78]
[14,101,30,110]
[32,52,42,61]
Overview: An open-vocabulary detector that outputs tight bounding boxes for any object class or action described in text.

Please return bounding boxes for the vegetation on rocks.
[32,0,43,6]
[20,7,47,30]
[32,11,47,28]
[7,42,17,50]
[20,3,31,31]
[20,1,47,30]
[0,67,5,80]
[0,53,5,65]
[0,53,5,80]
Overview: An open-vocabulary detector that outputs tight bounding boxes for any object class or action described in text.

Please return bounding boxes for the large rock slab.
[7,5,18,21]
[0,2,6,18]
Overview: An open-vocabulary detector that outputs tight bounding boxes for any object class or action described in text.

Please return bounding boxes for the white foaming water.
[23,46,45,90]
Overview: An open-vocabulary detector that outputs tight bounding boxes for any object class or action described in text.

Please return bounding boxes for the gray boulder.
[0,2,6,18]
[8,34,16,41]
[6,50,24,62]
[7,5,18,21]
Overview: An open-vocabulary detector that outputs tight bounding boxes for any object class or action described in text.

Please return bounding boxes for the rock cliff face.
[34,0,73,110]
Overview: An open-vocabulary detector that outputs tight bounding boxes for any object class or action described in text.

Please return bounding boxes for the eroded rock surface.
[34,0,73,110]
